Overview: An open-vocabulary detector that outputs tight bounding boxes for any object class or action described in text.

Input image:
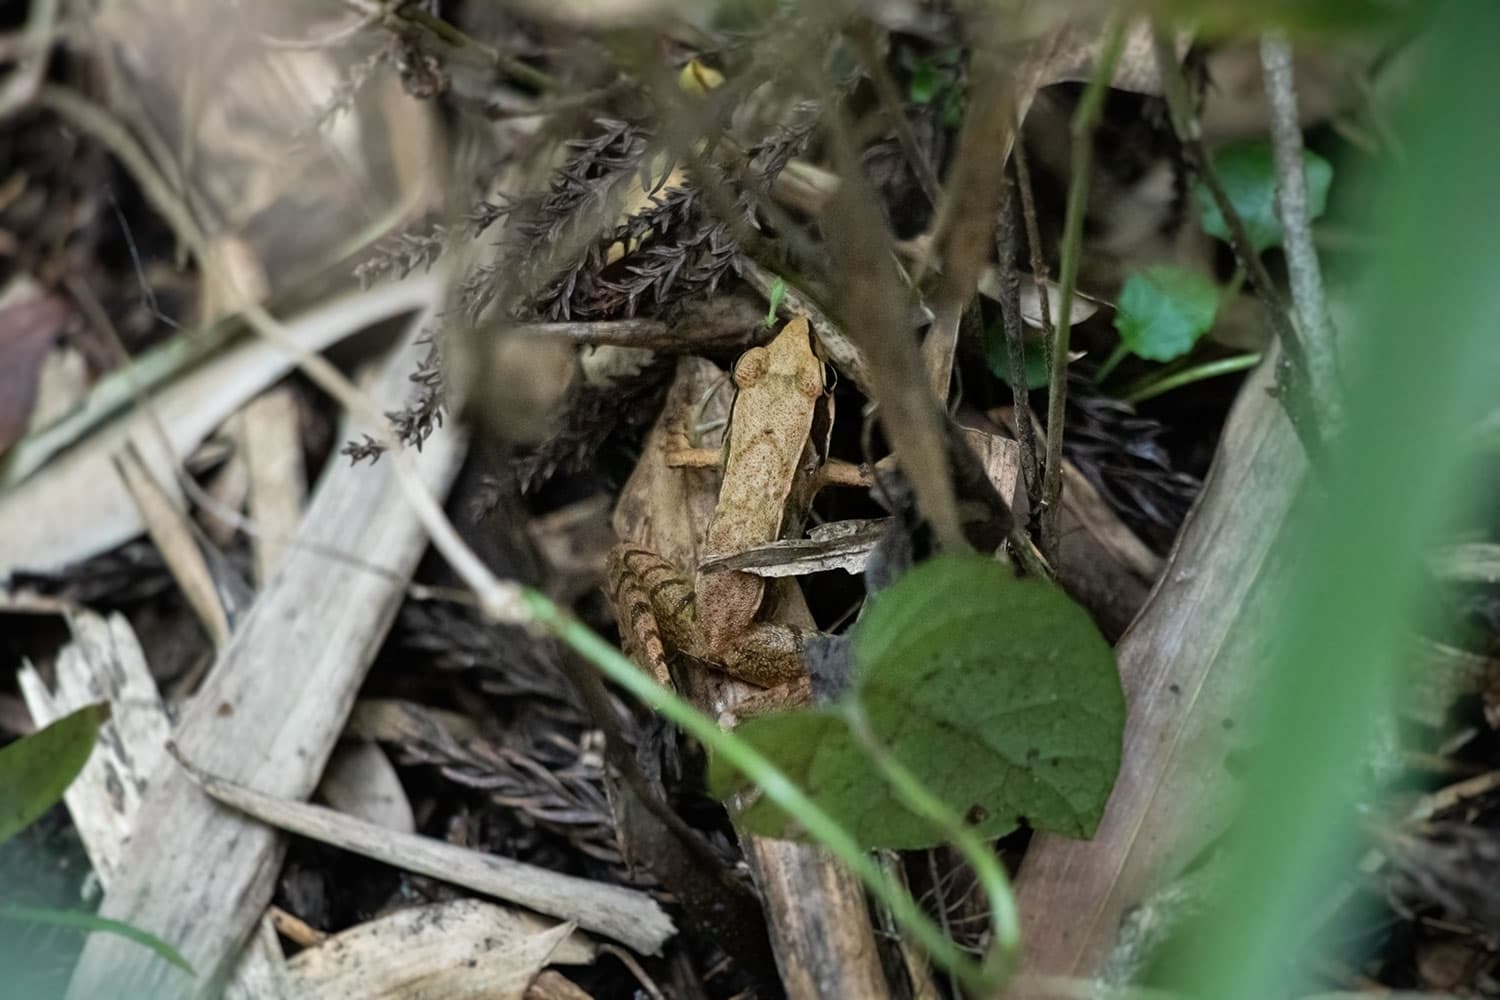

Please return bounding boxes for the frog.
[606,315,831,689]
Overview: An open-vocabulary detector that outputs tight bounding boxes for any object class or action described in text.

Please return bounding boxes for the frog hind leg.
[711,621,815,688]
[606,543,696,689]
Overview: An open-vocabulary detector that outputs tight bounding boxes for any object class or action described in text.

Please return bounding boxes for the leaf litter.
[0,4,1496,999]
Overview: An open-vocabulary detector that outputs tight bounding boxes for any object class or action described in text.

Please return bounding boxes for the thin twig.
[403,6,556,92]
[1039,19,1126,558]
[925,850,962,997]
[600,945,668,1000]
[996,177,1041,500]
[1012,132,1054,354]
[1149,23,1331,468]
[1261,31,1342,424]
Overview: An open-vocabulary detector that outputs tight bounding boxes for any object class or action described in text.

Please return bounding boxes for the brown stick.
[1149,24,1331,468]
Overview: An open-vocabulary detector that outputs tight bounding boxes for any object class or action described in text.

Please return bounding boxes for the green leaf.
[0,703,107,846]
[1196,140,1334,253]
[982,324,1053,390]
[1114,266,1222,363]
[907,60,940,105]
[0,906,193,973]
[711,556,1124,849]
[904,48,964,125]
[764,278,787,328]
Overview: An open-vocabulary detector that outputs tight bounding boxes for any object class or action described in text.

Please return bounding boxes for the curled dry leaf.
[698,518,890,578]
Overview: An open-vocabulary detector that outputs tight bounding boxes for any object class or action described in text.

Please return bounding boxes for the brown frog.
[607,315,830,689]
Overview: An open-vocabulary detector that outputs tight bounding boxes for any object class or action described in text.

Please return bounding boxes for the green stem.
[1040,17,1127,558]
[1224,264,1248,304]
[845,708,1021,987]
[1123,353,1262,404]
[522,591,1013,997]
[1093,340,1131,385]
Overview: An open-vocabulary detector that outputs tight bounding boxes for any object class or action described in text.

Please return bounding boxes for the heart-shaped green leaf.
[0,703,107,847]
[1115,265,1222,363]
[1196,140,1334,253]
[711,556,1123,849]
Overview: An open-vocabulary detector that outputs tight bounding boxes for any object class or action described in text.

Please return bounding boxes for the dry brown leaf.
[611,358,727,565]
[93,0,441,308]
[285,900,594,1000]
[1199,40,1369,142]
[0,289,68,455]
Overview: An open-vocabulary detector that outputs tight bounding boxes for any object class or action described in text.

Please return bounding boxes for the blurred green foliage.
[1197,140,1334,254]
[1158,2,1500,995]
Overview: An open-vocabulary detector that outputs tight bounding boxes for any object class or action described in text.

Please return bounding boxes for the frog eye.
[733,346,770,388]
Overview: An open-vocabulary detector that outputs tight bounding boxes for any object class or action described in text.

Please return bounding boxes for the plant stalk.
[1039,18,1127,557]
[1261,31,1342,425]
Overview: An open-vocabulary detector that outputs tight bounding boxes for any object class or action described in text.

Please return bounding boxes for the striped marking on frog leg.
[606,543,696,687]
